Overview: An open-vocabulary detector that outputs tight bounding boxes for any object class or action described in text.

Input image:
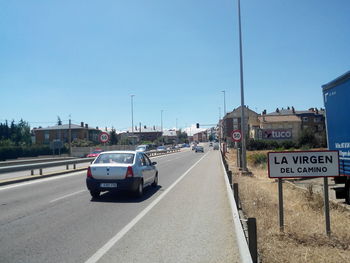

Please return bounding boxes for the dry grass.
[227,149,350,263]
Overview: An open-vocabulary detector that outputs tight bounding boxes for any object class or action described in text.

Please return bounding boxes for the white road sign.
[231,130,242,142]
[268,151,339,178]
[99,132,110,143]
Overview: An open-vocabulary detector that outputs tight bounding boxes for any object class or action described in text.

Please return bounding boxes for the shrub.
[298,128,318,148]
[247,139,298,151]
[281,140,297,149]
[248,153,267,167]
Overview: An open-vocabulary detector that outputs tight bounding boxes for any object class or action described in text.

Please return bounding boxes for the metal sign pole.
[323,177,331,237]
[278,178,284,232]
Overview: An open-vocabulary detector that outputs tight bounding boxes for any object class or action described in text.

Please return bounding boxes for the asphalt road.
[0,146,240,263]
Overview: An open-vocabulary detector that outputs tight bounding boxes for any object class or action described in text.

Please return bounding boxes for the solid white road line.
[49,189,87,203]
[85,151,210,263]
[0,171,85,192]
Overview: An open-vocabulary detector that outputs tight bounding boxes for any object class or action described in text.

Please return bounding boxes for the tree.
[0,119,31,146]
[57,116,62,125]
[109,128,118,145]
[177,130,188,143]
[298,128,318,148]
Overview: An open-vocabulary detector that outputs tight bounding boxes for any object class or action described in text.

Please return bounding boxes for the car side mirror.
[151,162,157,166]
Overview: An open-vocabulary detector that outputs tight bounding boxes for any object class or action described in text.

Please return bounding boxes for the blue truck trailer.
[322,71,350,204]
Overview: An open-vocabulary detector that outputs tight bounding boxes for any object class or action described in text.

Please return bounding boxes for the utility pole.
[161,110,163,133]
[221,90,226,116]
[238,0,247,171]
[68,117,72,156]
[131,95,135,144]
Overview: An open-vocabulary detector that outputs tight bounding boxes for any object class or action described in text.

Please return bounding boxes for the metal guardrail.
[0,158,95,174]
[220,147,255,263]
[146,149,180,156]
[0,157,76,167]
[0,149,181,175]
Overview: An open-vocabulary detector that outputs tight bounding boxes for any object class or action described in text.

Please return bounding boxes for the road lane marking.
[150,150,188,159]
[159,156,189,164]
[49,189,87,203]
[85,151,210,263]
[0,171,85,192]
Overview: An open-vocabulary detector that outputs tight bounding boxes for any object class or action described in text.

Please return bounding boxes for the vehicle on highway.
[182,143,190,148]
[86,151,158,198]
[135,144,149,152]
[323,71,350,203]
[156,146,166,151]
[195,146,204,153]
[213,143,219,150]
[86,149,103,158]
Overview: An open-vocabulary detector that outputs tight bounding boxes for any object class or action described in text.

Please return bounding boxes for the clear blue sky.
[1,0,349,131]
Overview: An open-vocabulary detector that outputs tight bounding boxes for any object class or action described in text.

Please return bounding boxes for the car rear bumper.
[86,177,141,192]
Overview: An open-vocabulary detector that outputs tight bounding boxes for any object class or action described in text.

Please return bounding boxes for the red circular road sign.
[231,130,242,142]
[99,132,110,143]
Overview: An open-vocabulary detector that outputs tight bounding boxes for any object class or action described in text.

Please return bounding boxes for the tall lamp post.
[218,107,222,142]
[130,95,135,144]
[237,0,247,171]
[160,110,164,133]
[221,90,226,116]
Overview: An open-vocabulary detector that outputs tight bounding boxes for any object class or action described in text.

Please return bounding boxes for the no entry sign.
[268,150,339,178]
[99,132,110,143]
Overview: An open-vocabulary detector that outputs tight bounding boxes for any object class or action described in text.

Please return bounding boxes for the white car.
[86,151,158,198]
[135,145,149,152]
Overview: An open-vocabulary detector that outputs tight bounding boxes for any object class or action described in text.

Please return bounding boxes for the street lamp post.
[218,107,222,142]
[161,110,164,133]
[131,95,135,144]
[221,90,226,116]
[237,0,247,171]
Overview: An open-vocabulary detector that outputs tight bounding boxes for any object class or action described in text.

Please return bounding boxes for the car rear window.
[94,153,134,164]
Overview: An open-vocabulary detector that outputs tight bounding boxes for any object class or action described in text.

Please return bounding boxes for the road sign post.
[268,150,339,236]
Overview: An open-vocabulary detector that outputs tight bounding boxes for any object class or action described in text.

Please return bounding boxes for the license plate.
[100,183,117,188]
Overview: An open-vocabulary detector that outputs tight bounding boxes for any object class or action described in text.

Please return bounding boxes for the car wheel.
[135,179,143,197]
[152,173,158,187]
[90,190,100,199]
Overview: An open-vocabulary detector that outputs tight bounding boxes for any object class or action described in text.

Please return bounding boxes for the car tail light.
[87,166,92,178]
[126,166,134,178]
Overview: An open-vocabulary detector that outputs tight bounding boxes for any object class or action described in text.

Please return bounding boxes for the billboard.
[258,129,292,140]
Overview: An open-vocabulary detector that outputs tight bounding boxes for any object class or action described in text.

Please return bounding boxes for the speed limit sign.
[231,130,242,142]
[99,132,110,143]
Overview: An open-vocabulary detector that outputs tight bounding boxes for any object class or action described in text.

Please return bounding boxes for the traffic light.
[196,123,200,128]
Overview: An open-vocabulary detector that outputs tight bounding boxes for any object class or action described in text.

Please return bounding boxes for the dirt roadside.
[226,149,350,263]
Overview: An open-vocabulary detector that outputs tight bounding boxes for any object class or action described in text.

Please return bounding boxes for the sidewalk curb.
[0,167,88,186]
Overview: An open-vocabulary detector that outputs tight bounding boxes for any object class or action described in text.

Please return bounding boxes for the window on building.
[314,118,321,123]
[44,131,49,142]
[302,117,308,122]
